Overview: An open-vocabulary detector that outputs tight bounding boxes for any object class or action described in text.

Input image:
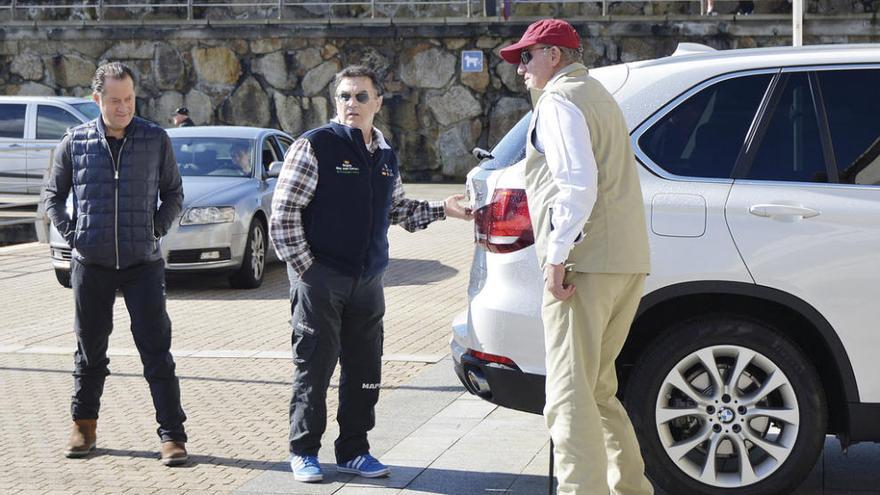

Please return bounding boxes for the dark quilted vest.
[68,117,165,269]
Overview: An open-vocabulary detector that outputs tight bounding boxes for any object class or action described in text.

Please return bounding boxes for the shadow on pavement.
[163,257,458,300]
[95,448,290,471]
[383,258,458,287]
[164,262,288,300]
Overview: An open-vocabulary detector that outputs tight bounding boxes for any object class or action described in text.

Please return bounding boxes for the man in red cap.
[500,19,653,495]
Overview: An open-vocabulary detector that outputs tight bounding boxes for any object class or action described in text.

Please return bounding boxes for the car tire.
[625,315,826,495]
[229,219,266,289]
[55,268,71,288]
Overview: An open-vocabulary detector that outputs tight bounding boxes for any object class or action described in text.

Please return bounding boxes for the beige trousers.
[542,272,653,495]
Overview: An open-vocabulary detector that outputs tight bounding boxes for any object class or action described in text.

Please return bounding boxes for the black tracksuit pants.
[287,261,384,464]
[70,257,187,442]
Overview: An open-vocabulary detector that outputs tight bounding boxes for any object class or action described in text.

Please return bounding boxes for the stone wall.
[2,17,879,179]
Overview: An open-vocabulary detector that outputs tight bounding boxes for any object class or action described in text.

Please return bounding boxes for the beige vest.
[524,63,650,274]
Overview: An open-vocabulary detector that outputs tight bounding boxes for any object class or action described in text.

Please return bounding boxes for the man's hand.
[545,263,576,301]
[444,194,474,220]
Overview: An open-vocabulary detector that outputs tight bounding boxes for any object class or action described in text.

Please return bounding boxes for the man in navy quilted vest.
[42,62,188,466]
[270,65,472,483]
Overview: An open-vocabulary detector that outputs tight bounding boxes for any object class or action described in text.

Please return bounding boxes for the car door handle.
[749,204,820,219]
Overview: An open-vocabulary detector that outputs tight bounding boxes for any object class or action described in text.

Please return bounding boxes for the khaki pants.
[542,272,652,495]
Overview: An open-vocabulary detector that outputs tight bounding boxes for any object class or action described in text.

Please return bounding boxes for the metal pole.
[602,0,607,16]
[792,0,803,46]
[371,0,375,18]
[187,0,193,20]
[467,0,472,17]
[278,0,283,20]
[97,0,103,21]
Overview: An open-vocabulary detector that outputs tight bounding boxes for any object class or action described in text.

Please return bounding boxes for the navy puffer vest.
[302,122,398,277]
[68,117,168,269]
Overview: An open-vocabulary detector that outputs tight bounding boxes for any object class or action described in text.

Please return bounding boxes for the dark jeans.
[70,258,187,443]
[287,261,384,464]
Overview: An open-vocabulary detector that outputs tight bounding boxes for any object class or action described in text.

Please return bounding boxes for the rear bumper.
[453,349,545,415]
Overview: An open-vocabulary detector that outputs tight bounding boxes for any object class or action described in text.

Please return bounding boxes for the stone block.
[428,85,482,127]
[192,46,241,86]
[221,77,271,128]
[399,44,456,89]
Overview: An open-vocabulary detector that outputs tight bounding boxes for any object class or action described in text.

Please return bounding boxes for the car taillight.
[473,188,534,253]
[467,349,519,369]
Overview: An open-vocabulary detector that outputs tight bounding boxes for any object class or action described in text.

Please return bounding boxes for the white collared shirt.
[532,74,599,266]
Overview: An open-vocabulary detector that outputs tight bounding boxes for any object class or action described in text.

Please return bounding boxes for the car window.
[638,73,772,179]
[745,73,826,182]
[171,137,254,177]
[817,68,880,186]
[480,112,531,171]
[0,104,27,139]
[36,105,82,140]
[71,102,100,121]
[275,136,292,158]
[261,139,277,173]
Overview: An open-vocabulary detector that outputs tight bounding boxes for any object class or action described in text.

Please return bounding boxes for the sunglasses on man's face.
[336,91,371,104]
[520,46,551,65]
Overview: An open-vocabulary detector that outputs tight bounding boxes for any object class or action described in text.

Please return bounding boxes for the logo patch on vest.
[335,160,360,175]
[379,163,394,177]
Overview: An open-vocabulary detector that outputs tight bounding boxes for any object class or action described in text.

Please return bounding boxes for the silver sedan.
[49,126,293,289]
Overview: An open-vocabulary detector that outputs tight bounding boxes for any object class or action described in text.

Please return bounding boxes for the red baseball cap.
[499,19,581,64]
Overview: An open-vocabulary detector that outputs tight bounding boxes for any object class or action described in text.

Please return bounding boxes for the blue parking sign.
[461,50,483,73]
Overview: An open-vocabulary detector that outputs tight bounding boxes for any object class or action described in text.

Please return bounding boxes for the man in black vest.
[42,62,188,466]
[269,65,472,483]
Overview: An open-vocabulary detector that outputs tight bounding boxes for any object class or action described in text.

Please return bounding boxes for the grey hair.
[558,45,584,65]
[331,65,384,97]
[91,62,136,95]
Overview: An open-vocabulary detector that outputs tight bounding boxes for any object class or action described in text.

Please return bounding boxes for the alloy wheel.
[655,345,799,488]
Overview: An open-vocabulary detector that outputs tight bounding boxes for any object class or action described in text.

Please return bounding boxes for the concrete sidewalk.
[237,357,880,495]
[237,357,552,495]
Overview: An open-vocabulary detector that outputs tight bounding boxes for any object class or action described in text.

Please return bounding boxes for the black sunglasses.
[336,91,371,104]
[520,46,551,65]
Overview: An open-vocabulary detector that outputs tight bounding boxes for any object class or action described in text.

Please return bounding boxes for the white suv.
[451,43,880,495]
[0,96,100,194]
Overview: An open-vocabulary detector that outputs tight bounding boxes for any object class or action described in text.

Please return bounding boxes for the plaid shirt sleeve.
[388,174,446,232]
[269,138,317,276]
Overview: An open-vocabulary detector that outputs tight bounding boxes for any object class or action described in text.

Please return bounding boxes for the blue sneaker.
[337,453,391,478]
[290,454,323,482]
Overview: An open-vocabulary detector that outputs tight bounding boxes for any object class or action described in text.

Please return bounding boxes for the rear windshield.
[71,102,100,121]
[480,112,530,171]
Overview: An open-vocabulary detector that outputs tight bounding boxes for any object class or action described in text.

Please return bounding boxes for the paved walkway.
[1,184,878,494]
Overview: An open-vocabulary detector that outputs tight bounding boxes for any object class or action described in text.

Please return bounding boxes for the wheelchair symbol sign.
[461,50,483,73]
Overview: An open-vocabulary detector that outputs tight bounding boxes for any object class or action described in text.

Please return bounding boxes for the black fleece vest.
[302,122,399,277]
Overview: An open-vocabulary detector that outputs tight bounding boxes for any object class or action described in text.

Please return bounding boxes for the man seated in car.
[229,143,253,176]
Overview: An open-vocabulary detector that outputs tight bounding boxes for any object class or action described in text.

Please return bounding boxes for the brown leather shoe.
[64,419,97,458]
[160,441,188,466]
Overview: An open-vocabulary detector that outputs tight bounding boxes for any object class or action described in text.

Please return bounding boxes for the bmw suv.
[451,43,880,495]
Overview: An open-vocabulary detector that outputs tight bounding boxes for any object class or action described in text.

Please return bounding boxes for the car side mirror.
[267,161,284,178]
[472,147,494,160]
